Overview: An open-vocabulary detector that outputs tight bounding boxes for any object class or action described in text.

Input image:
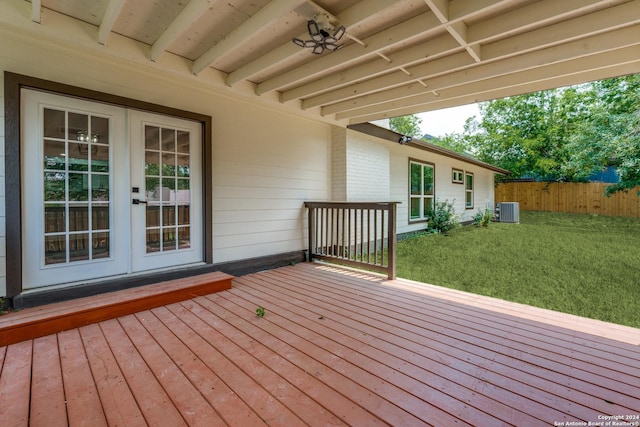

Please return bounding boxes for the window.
[409,160,434,221]
[465,172,474,209]
[452,168,464,184]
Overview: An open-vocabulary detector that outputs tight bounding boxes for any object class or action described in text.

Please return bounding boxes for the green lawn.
[396,211,640,328]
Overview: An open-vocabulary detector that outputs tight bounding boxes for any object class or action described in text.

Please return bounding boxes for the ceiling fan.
[292,16,346,55]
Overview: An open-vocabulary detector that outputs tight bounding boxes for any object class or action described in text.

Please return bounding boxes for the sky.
[418,103,480,137]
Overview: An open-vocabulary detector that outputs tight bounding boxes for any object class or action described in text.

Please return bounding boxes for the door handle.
[132,198,148,205]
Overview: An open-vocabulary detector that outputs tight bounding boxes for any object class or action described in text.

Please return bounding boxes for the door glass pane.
[69,204,89,232]
[44,140,65,170]
[93,232,110,259]
[145,126,191,254]
[68,143,89,171]
[91,174,109,201]
[145,126,160,150]
[44,172,66,201]
[45,204,65,233]
[178,226,190,249]
[45,235,66,265]
[42,109,111,265]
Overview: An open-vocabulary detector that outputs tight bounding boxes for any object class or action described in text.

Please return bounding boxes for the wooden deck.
[1,262,638,426]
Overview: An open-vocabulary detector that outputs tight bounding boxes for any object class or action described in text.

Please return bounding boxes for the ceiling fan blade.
[324,43,343,51]
[307,20,320,38]
[292,38,306,47]
[303,40,317,48]
[333,26,346,41]
[324,36,337,44]
[312,44,324,55]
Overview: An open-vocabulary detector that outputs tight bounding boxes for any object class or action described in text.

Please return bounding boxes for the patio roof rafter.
[316,15,640,117]
[2,0,640,124]
[280,0,622,104]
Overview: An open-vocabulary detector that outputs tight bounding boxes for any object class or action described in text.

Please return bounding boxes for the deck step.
[0,272,234,347]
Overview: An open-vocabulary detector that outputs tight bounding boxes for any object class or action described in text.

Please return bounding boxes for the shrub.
[427,200,460,234]
[473,208,494,227]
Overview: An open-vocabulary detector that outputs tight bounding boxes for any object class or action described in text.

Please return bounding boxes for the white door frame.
[21,90,204,290]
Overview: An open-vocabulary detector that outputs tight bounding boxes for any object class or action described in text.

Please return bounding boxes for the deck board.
[0,263,638,426]
[29,335,67,427]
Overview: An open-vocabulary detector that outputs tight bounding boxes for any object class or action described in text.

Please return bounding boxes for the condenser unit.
[496,202,520,223]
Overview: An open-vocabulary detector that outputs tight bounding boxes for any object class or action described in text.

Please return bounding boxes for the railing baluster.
[304,202,398,279]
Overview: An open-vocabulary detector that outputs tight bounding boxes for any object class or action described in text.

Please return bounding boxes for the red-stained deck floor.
[1,262,639,426]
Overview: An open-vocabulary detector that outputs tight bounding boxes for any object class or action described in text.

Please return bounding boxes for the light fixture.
[292,14,346,55]
[77,130,88,142]
[76,130,99,143]
[398,135,413,144]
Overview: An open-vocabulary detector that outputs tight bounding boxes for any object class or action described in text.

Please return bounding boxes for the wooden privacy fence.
[305,201,399,279]
[495,182,640,217]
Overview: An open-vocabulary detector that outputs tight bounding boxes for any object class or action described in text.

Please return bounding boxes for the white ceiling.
[13,0,640,124]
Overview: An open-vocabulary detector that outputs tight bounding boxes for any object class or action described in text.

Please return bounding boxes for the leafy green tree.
[389,114,422,137]
[447,74,640,194]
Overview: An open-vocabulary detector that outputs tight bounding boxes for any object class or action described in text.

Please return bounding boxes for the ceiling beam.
[425,0,481,62]
[339,44,640,122]
[98,0,126,45]
[31,0,41,23]
[280,33,461,102]
[346,58,640,124]
[307,6,640,113]
[225,0,395,86]
[281,0,618,102]
[257,0,509,95]
[150,0,213,61]
[322,25,640,117]
[257,11,441,95]
[192,0,307,75]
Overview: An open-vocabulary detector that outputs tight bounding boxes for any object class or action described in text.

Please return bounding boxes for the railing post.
[387,202,397,280]
[306,203,315,262]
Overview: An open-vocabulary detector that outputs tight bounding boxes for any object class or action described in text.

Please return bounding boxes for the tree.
[449,74,640,194]
[389,114,422,137]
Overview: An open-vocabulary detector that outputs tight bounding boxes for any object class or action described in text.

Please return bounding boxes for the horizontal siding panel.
[214,186,327,201]
[215,219,305,237]
[215,208,306,224]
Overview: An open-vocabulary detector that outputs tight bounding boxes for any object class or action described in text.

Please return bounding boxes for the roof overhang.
[348,122,511,175]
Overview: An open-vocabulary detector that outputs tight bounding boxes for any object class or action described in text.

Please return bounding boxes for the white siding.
[0,34,331,295]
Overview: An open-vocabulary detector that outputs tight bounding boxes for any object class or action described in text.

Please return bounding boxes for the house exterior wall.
[389,143,496,235]
[0,35,331,296]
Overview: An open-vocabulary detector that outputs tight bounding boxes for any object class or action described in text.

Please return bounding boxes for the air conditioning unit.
[496,202,520,223]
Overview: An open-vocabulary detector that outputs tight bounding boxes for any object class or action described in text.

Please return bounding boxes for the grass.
[396,211,640,328]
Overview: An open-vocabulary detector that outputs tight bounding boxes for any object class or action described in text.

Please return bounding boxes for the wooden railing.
[304,201,399,279]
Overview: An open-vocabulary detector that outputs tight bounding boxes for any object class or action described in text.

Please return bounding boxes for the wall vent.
[496,202,520,223]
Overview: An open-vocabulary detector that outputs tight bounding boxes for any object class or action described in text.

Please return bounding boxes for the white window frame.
[452,168,464,184]
[465,172,474,209]
[409,160,435,222]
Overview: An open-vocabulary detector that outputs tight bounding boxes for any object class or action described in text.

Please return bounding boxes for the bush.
[427,200,460,234]
[473,208,494,227]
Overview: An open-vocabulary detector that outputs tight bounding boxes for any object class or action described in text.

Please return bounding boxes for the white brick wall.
[331,126,347,201]
[345,132,390,201]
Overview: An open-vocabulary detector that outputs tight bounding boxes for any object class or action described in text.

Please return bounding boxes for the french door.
[21,90,203,290]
